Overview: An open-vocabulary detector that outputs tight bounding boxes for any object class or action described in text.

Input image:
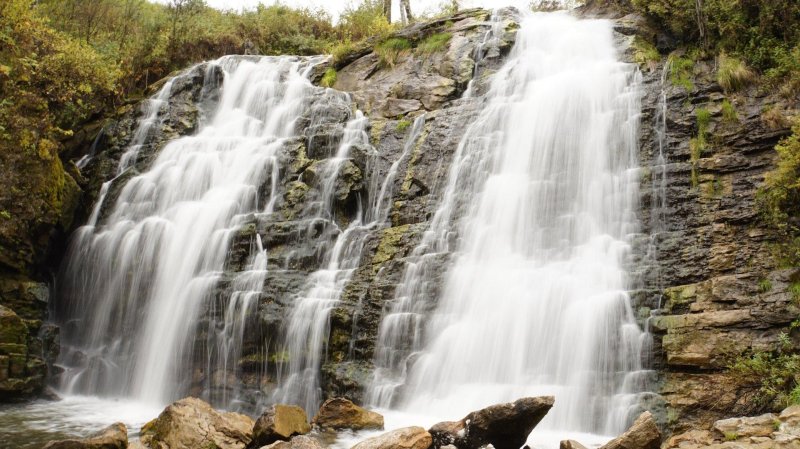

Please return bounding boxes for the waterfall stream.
[22,8,660,449]
[369,11,648,440]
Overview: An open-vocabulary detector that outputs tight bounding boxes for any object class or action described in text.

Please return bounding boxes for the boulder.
[43,422,127,449]
[139,397,253,449]
[261,435,326,449]
[600,412,661,449]
[560,440,588,449]
[429,396,554,449]
[351,427,432,449]
[713,413,777,439]
[312,397,384,431]
[250,404,312,448]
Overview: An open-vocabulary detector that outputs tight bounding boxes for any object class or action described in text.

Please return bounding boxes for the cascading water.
[275,115,428,413]
[369,10,647,442]
[57,55,333,405]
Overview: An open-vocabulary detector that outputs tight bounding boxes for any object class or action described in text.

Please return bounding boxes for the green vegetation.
[759,278,773,293]
[631,0,800,96]
[759,119,800,266]
[723,432,739,441]
[320,67,337,88]
[721,99,738,124]
[631,36,660,70]
[667,53,695,91]
[729,335,800,410]
[417,32,452,54]
[717,53,755,93]
[396,119,412,132]
[375,37,412,67]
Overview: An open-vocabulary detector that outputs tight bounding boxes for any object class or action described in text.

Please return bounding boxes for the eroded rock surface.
[42,422,128,449]
[250,404,312,448]
[139,397,253,449]
[351,427,432,449]
[312,397,384,431]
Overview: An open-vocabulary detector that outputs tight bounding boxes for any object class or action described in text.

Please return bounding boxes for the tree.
[383,0,391,22]
[400,0,412,24]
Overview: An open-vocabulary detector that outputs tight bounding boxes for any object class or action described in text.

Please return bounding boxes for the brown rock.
[351,427,432,449]
[429,396,554,449]
[250,404,312,448]
[560,440,588,449]
[139,397,253,449]
[312,397,384,431]
[262,435,326,449]
[713,413,778,439]
[600,412,661,449]
[43,422,128,449]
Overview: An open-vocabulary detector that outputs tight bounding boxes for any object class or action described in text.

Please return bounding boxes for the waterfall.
[275,115,428,413]
[369,11,647,437]
[57,55,333,405]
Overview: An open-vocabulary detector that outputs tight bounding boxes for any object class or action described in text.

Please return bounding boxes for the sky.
[151,0,537,22]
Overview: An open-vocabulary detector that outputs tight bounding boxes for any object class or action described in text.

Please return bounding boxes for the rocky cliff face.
[11,4,798,440]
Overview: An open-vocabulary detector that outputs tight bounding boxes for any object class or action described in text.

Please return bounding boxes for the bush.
[417,32,452,54]
[320,67,337,88]
[717,53,755,93]
[759,119,800,261]
[668,52,695,91]
[729,335,800,411]
[375,37,412,67]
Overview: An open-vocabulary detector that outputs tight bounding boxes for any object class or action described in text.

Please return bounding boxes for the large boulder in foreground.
[43,422,127,449]
[139,397,253,449]
[429,396,554,449]
[312,397,384,431]
[560,440,588,449]
[351,426,432,449]
[249,404,312,448]
[600,412,660,449]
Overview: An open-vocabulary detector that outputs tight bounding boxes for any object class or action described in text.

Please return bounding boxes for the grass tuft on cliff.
[717,53,755,93]
[417,32,452,54]
[375,37,413,68]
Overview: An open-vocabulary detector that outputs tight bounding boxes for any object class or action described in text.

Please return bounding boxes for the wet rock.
[429,396,554,449]
[261,435,326,449]
[250,404,312,448]
[312,397,384,431]
[139,397,253,449]
[560,440,588,449]
[351,426,432,449]
[43,422,127,449]
[599,412,660,449]
[0,305,45,399]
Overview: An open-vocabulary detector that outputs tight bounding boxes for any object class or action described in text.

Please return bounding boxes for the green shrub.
[729,336,800,410]
[759,119,800,240]
[375,37,412,68]
[631,36,660,70]
[417,32,452,54]
[396,119,412,132]
[320,67,337,88]
[759,279,773,293]
[717,53,755,93]
[668,52,695,91]
[721,99,738,124]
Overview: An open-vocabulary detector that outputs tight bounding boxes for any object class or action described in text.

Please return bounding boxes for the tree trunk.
[383,0,392,22]
[401,0,413,23]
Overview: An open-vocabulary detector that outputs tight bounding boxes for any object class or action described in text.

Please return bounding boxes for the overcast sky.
[150,0,536,22]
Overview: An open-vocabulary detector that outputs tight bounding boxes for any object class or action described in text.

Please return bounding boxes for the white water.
[275,115,427,412]
[369,11,647,442]
[58,55,331,405]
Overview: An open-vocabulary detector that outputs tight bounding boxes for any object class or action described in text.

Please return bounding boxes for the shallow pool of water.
[0,396,161,449]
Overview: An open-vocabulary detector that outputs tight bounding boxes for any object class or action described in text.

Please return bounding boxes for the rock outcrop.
[428,396,554,449]
[665,405,800,448]
[351,427,432,449]
[43,422,128,449]
[139,397,253,449]
[249,404,312,448]
[312,397,384,431]
[599,412,661,449]
[261,435,326,449]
